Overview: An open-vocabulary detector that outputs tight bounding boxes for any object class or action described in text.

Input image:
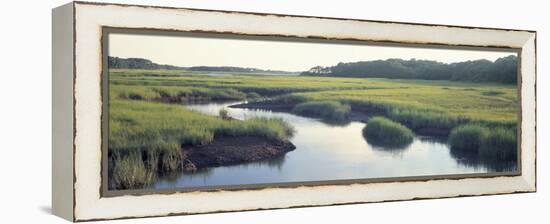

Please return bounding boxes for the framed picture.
[52,1,536,222]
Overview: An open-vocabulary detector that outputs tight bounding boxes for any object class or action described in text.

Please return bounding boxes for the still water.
[152,101,506,189]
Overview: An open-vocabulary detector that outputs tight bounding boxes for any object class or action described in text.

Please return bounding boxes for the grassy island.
[363,117,414,147]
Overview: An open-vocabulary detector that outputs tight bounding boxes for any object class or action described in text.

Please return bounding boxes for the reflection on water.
[449,147,517,172]
[151,101,517,189]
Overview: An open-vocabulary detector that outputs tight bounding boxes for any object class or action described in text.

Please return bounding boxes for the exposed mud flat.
[183,136,296,168]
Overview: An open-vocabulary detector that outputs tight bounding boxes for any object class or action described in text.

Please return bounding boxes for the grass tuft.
[219,108,230,120]
[363,116,414,147]
[292,101,350,122]
[479,127,517,161]
[448,124,488,151]
[449,124,517,162]
[111,152,155,190]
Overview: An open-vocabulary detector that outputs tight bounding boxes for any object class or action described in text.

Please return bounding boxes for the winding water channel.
[152,101,512,189]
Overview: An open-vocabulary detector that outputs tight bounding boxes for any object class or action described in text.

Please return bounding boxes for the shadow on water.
[363,132,517,173]
[317,118,353,127]
[416,135,448,144]
[156,155,288,185]
[449,147,517,172]
[365,140,410,156]
[362,130,413,156]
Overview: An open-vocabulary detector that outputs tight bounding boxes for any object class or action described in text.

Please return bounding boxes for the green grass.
[363,117,414,147]
[479,127,517,161]
[448,124,488,151]
[109,68,518,145]
[111,84,248,102]
[271,82,517,136]
[108,98,294,189]
[110,69,517,126]
[292,101,350,122]
[285,84,516,125]
[110,99,295,152]
[449,124,517,162]
[109,69,394,97]
[110,152,155,190]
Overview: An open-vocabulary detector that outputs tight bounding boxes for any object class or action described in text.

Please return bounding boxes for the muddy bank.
[182,136,296,169]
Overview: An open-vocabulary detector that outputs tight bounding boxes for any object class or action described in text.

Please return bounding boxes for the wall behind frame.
[52,2,74,222]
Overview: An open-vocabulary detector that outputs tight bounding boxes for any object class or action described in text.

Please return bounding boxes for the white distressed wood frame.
[52,1,536,222]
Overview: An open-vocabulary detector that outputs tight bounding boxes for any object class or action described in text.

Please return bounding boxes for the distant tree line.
[108,57,186,70]
[301,55,518,84]
[187,66,262,72]
[108,56,296,74]
[187,66,296,74]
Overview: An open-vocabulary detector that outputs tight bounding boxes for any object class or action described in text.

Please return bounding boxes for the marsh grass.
[363,117,414,147]
[109,100,295,150]
[143,150,159,171]
[112,85,248,102]
[111,152,155,190]
[479,127,517,161]
[110,69,518,150]
[388,107,467,131]
[111,69,518,131]
[448,124,488,151]
[160,147,184,171]
[285,84,517,134]
[449,124,517,162]
[292,101,351,122]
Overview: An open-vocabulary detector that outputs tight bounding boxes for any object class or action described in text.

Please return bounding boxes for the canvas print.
[105,31,519,191]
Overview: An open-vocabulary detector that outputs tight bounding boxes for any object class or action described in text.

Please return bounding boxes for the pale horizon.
[109,33,517,72]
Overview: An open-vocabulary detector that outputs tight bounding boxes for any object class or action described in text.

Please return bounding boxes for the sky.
[109,33,517,72]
